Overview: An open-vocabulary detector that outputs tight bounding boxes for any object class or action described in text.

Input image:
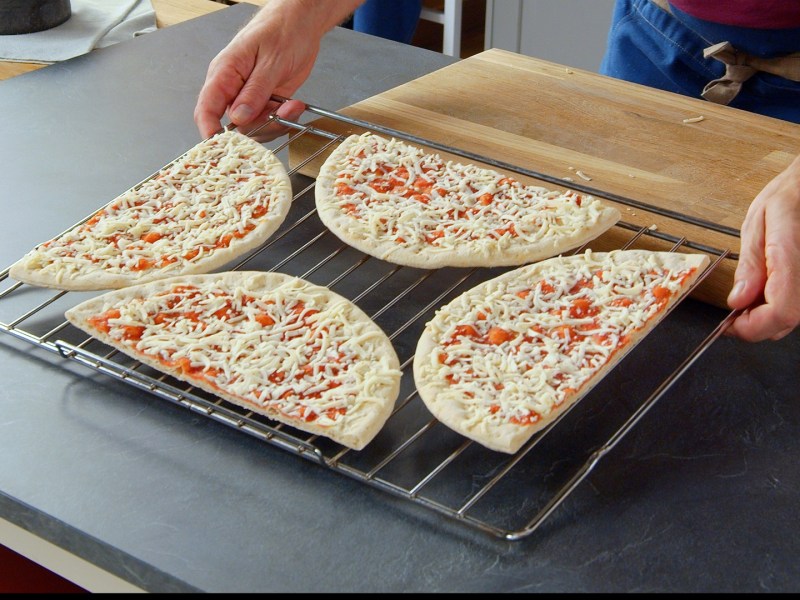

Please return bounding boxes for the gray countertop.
[1,3,798,593]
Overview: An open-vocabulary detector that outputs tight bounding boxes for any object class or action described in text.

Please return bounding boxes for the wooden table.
[289,48,800,309]
[0,0,261,82]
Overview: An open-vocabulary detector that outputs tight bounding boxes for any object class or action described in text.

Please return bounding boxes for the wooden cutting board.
[289,48,800,309]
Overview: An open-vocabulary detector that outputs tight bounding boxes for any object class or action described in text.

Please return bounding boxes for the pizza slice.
[65,271,402,450]
[315,132,620,269]
[11,130,292,291]
[413,249,710,454]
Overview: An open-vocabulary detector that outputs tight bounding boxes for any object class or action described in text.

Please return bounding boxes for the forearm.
[251,0,365,39]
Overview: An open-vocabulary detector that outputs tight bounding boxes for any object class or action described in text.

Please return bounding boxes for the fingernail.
[729,280,745,300]
[230,104,253,123]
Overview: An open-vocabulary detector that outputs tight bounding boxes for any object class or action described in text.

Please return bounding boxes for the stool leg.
[442,0,464,57]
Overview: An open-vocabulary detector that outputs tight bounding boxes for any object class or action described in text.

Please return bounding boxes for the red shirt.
[669,0,800,29]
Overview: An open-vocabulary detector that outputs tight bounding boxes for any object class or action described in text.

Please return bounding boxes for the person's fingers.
[726,304,797,342]
[194,68,229,138]
[726,179,800,341]
[276,98,307,121]
[228,68,281,130]
[226,33,308,131]
[194,8,321,139]
[727,240,800,341]
[194,52,253,138]
[194,87,229,138]
[194,28,282,138]
[241,99,307,142]
[727,207,766,311]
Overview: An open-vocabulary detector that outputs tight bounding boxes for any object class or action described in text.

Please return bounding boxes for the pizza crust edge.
[10,132,294,291]
[315,133,621,269]
[65,271,402,451]
[413,250,710,454]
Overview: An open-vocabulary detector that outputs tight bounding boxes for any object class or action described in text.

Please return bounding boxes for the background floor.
[0,544,87,593]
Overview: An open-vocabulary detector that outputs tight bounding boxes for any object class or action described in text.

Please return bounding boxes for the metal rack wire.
[0,104,737,540]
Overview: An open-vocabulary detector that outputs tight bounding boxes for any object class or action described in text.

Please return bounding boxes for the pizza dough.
[65,271,402,450]
[413,249,710,453]
[10,130,293,291]
[315,132,620,269]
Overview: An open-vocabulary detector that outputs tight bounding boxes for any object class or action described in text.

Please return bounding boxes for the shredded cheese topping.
[419,250,700,430]
[85,275,401,428]
[326,133,611,258]
[18,130,290,285]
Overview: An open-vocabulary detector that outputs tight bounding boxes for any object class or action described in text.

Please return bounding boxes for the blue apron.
[350,0,423,45]
[599,0,800,123]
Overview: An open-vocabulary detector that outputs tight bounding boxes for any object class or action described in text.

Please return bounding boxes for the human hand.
[194,1,360,139]
[726,155,800,342]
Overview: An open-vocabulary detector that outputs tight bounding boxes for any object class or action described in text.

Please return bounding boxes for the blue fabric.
[599,0,800,123]
[352,0,423,45]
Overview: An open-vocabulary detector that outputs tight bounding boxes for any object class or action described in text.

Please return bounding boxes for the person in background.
[596,0,800,345]
[194,0,800,344]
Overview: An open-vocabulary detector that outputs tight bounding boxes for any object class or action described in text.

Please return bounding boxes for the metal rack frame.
[0,103,738,540]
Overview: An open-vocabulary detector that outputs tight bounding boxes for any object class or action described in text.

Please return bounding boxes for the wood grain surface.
[289,48,800,308]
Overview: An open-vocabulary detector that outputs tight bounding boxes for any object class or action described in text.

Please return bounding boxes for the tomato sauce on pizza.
[315,133,620,269]
[66,272,402,450]
[414,250,710,453]
[11,130,292,291]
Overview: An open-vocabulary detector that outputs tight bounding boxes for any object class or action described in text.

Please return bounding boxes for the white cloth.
[0,0,156,63]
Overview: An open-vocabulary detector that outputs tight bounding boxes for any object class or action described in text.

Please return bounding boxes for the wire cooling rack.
[0,103,738,539]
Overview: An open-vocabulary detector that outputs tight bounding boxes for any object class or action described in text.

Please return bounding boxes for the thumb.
[229,89,271,129]
[228,67,282,128]
[727,215,766,310]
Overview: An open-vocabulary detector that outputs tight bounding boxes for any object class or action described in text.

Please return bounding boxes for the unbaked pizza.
[10,129,292,291]
[413,250,710,453]
[315,132,620,269]
[66,271,402,450]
